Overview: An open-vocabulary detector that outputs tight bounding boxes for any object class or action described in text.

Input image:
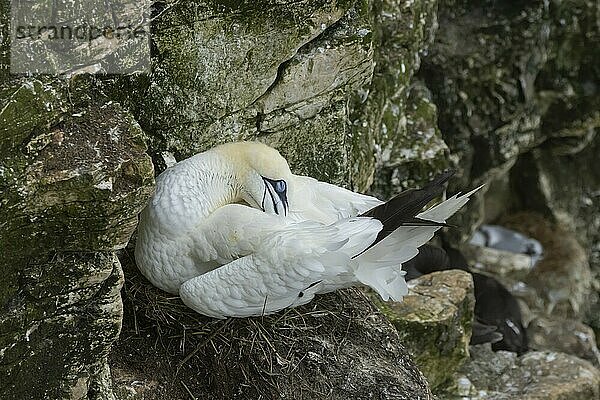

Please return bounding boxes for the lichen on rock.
[527,316,600,367]
[441,344,600,400]
[110,0,370,185]
[0,76,154,400]
[371,270,475,391]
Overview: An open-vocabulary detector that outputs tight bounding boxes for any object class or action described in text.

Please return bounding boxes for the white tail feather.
[417,185,483,223]
[353,185,482,301]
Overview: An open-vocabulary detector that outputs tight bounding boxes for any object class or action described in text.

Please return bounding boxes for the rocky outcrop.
[2,0,599,398]
[0,77,154,399]
[419,0,600,243]
[112,265,433,400]
[109,0,447,193]
[441,344,600,400]
[418,3,599,392]
[528,316,600,367]
[420,0,599,185]
[372,270,475,390]
[353,0,447,194]
[111,0,372,184]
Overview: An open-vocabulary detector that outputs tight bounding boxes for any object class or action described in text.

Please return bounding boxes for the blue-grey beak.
[262,177,288,216]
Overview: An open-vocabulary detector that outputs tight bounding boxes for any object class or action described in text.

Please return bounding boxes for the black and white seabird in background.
[135,141,481,319]
[403,244,529,354]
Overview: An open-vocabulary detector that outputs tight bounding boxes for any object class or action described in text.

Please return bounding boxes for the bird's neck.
[190,154,244,216]
[150,153,243,232]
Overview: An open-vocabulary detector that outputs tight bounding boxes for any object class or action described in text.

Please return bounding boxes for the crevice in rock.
[249,3,360,114]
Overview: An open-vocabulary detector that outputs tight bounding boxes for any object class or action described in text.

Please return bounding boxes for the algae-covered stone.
[419,0,600,245]
[107,0,450,191]
[111,0,374,185]
[441,344,600,400]
[253,1,374,185]
[0,77,154,399]
[420,2,544,184]
[352,0,443,193]
[528,316,600,367]
[370,81,452,198]
[372,270,475,390]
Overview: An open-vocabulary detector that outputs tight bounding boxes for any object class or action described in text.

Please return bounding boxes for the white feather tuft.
[352,185,483,301]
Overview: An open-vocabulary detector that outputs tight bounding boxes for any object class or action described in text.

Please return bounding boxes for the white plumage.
[135,141,480,318]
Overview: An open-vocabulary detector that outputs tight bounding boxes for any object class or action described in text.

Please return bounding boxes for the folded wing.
[288,175,383,224]
[180,217,382,318]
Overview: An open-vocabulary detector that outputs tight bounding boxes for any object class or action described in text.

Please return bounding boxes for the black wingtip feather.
[360,170,455,248]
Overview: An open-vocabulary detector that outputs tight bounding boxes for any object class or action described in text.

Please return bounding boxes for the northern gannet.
[135,141,480,319]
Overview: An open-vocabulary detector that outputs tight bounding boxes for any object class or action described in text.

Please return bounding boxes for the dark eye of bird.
[274,180,286,193]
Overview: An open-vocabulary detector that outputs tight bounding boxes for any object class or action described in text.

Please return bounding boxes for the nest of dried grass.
[114,247,427,400]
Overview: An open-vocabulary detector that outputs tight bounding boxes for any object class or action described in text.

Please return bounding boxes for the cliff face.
[107,0,446,192]
[420,0,600,244]
[0,78,155,399]
[1,0,598,398]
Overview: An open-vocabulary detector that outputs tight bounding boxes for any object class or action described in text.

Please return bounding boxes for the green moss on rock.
[371,81,452,198]
[372,270,475,391]
[0,77,154,399]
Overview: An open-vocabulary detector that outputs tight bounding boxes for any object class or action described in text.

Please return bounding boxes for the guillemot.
[403,244,529,354]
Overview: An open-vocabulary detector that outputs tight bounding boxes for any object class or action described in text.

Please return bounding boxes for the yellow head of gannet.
[211,141,293,216]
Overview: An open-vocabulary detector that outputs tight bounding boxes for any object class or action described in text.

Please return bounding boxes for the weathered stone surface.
[420,2,545,187]
[373,270,474,390]
[105,0,450,192]
[110,0,373,185]
[253,1,374,184]
[353,0,445,194]
[441,345,600,400]
[419,0,600,245]
[499,213,592,319]
[369,80,452,198]
[528,316,600,367]
[0,77,154,399]
[422,0,599,183]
